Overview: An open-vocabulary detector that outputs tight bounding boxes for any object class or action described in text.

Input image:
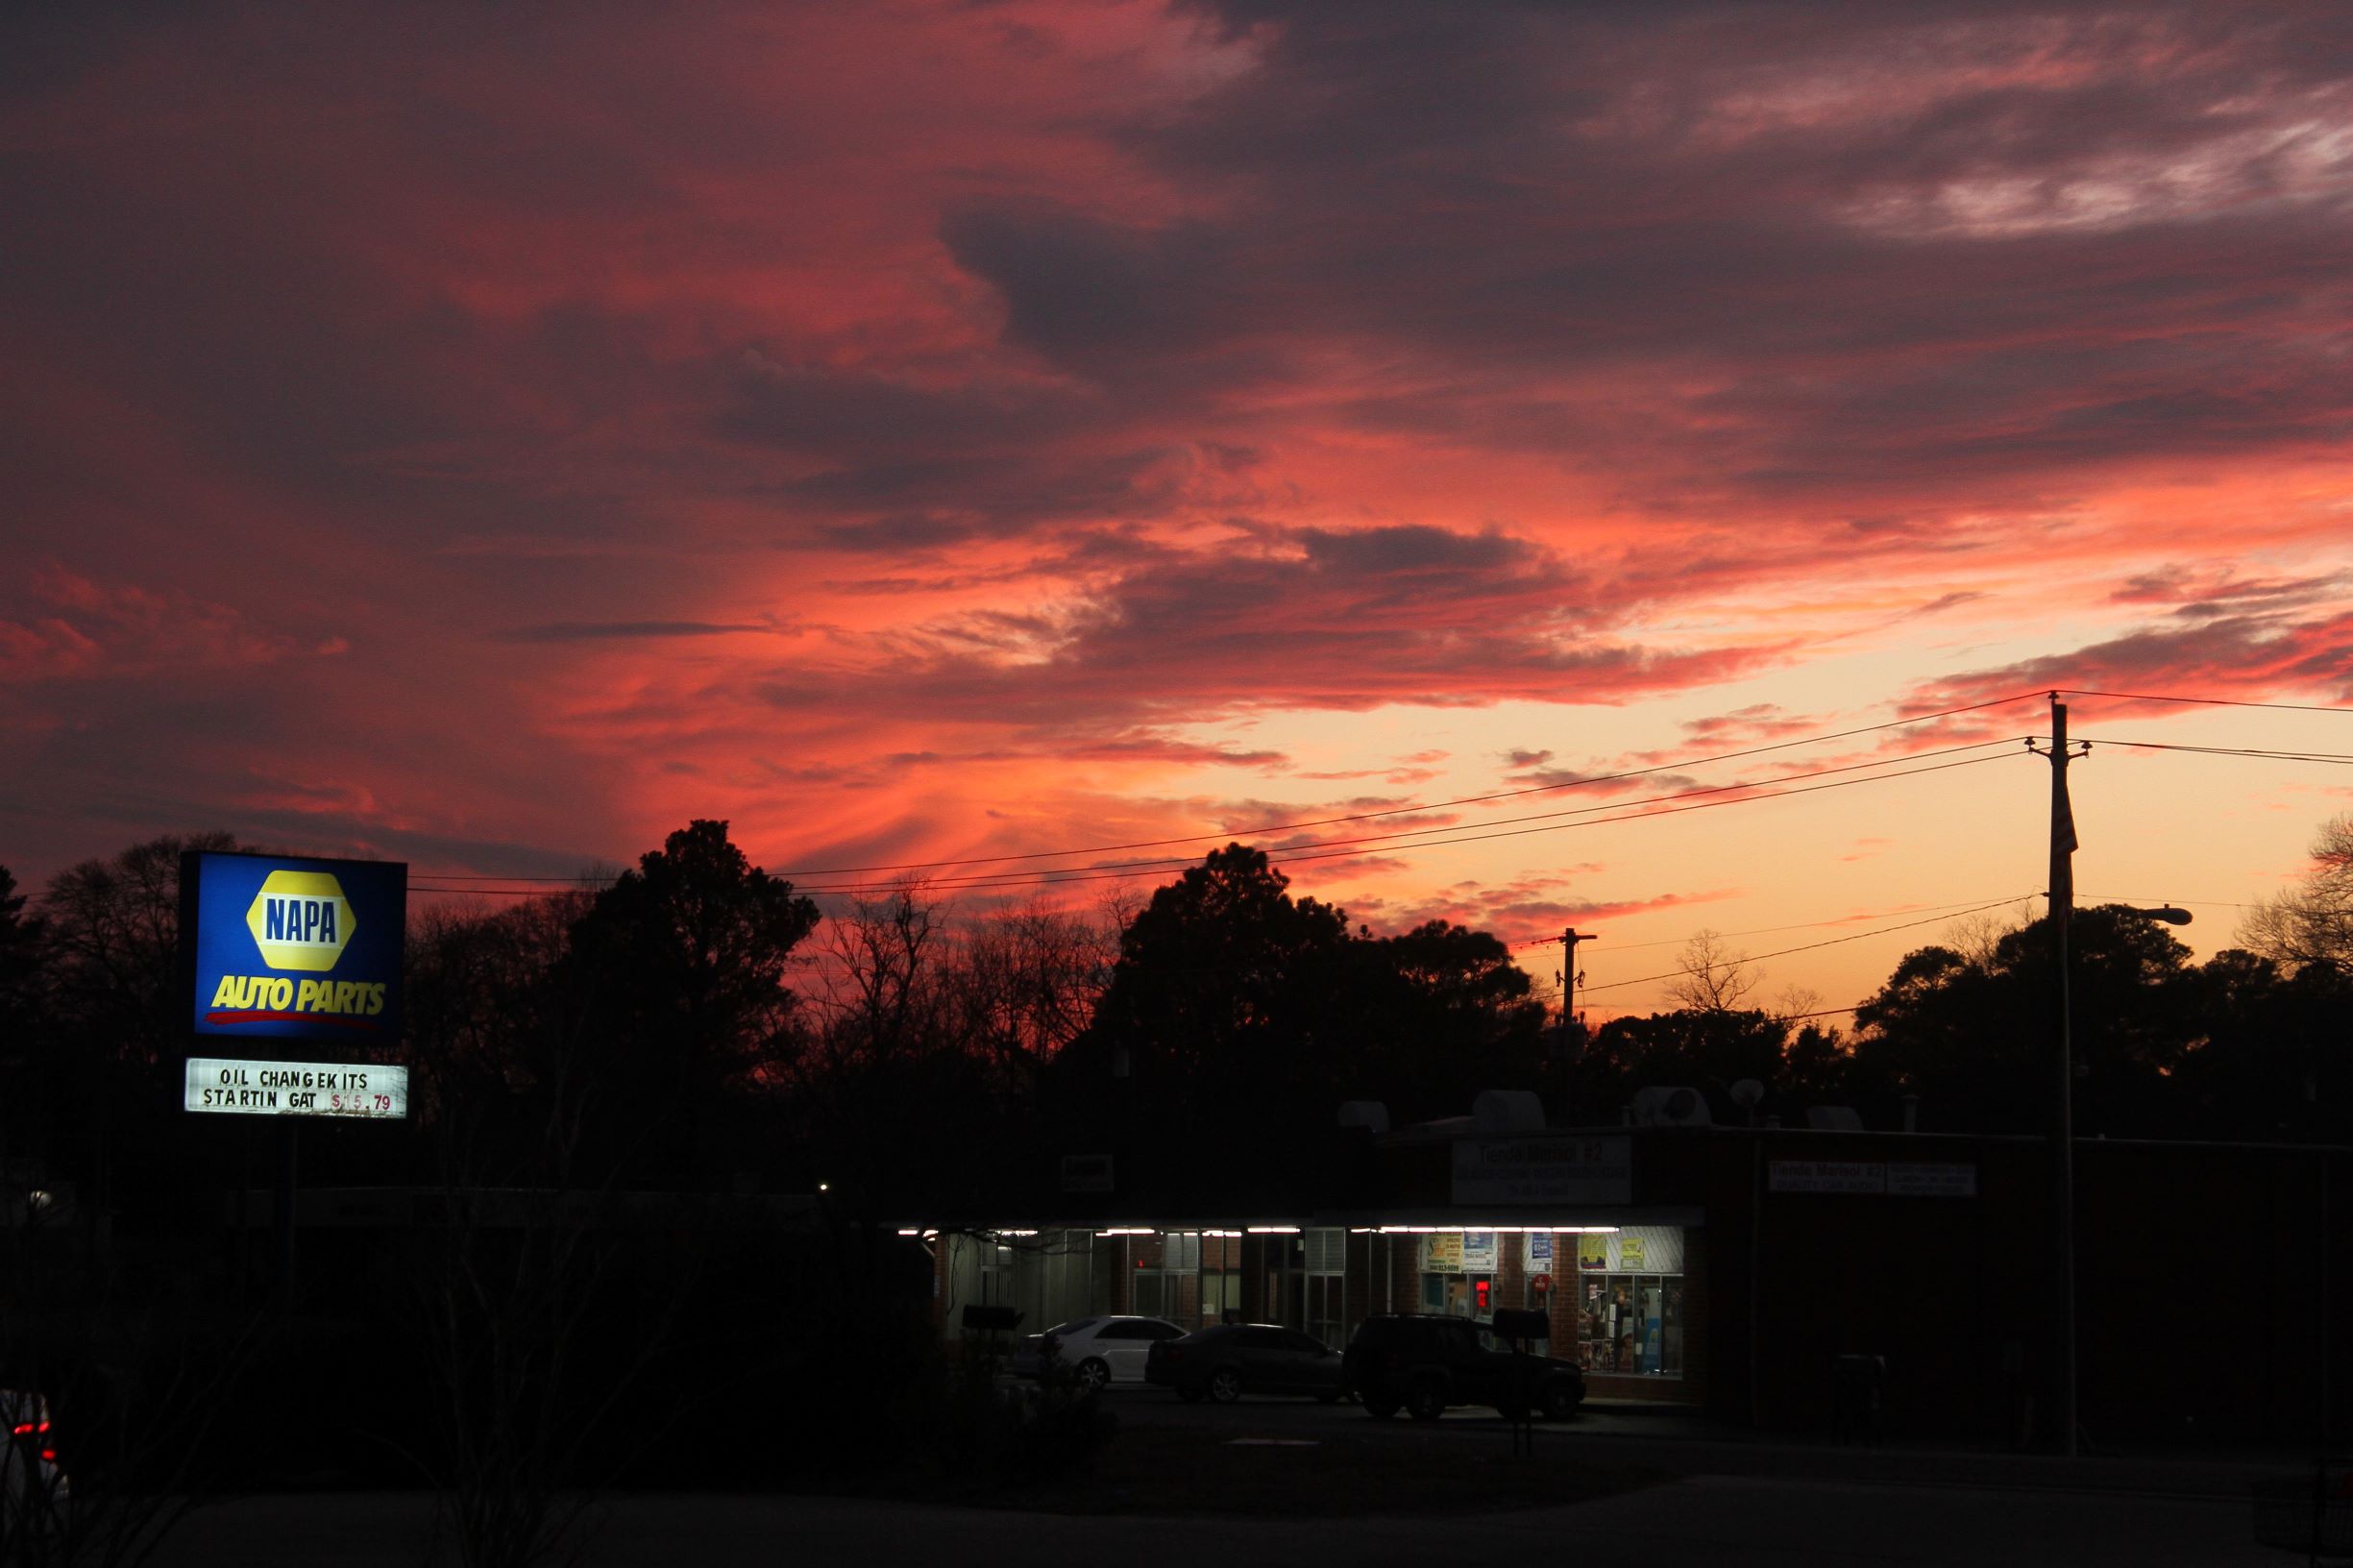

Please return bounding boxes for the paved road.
[147,1387,2307,1566]
[154,1473,2283,1568]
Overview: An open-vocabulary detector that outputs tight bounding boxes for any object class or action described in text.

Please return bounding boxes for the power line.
[1575,894,2032,996]
[2078,738,2353,765]
[2056,687,2353,716]
[1512,894,2034,951]
[411,745,2028,899]
[784,748,2027,896]
[2077,894,2258,910]
[407,689,2047,888]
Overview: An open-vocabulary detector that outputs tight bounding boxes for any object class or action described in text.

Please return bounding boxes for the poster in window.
[1422,1233,1463,1272]
[1578,1236,1608,1271]
[1617,1233,1647,1270]
[1525,1230,1554,1268]
[1460,1230,1498,1272]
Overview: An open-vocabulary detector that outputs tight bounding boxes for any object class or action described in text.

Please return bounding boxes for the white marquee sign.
[184,1057,408,1120]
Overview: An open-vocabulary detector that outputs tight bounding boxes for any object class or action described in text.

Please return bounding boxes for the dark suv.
[1342,1314,1584,1422]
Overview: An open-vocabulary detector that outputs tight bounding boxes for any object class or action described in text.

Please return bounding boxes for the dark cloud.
[1910,609,2353,711]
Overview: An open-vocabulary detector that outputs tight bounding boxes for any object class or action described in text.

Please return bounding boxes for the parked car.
[1342,1313,1584,1422]
[1145,1323,1347,1404]
[2,1389,68,1535]
[1010,1315,1185,1387]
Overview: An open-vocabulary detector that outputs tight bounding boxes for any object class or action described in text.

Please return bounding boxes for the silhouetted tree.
[1087,844,1355,1104]
[2242,813,2353,978]
[562,821,820,1187]
[35,832,243,1223]
[0,865,48,1165]
[1664,929,1763,1014]
[1344,919,1549,1124]
[1849,904,2196,1134]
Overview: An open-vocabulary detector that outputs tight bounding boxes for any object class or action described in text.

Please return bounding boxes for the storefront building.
[925,1119,2352,1443]
[927,1124,1708,1403]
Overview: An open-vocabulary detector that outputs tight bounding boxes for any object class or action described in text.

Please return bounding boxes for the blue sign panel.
[183,852,406,1041]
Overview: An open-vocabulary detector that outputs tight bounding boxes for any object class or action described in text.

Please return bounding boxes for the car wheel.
[1075,1358,1110,1390]
[1363,1399,1400,1420]
[1406,1380,1447,1422]
[1539,1381,1581,1421]
[1207,1368,1242,1405]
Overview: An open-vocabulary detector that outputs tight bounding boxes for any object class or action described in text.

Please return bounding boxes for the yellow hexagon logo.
[245,870,355,972]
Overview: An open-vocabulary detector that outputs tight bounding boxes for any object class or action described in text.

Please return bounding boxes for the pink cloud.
[2,0,2350,953]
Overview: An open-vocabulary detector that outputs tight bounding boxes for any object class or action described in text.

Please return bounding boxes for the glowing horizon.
[5,2,2351,1017]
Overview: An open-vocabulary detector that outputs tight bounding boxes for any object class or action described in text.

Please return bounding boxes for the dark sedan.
[1145,1324,1347,1404]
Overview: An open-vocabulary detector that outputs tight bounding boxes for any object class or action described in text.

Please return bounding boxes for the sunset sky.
[6,1,2351,1018]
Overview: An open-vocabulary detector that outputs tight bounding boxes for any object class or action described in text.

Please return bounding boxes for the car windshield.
[1045,1318,1098,1336]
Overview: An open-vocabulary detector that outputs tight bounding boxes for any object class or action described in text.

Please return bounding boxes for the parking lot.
[147,1374,2311,1566]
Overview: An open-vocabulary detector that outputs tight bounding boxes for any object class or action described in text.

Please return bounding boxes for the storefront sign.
[1770,1160,1977,1196]
[184,1057,408,1119]
[1452,1136,1631,1206]
[1060,1153,1115,1192]
[182,852,406,1042]
[1770,1160,1886,1193]
[1886,1162,1977,1197]
[1422,1232,1463,1271]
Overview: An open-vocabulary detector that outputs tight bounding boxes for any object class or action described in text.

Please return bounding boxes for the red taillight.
[11,1421,48,1437]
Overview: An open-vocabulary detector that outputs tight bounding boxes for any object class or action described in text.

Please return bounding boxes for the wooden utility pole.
[2045,692,2080,1458]
[1560,927,1597,1026]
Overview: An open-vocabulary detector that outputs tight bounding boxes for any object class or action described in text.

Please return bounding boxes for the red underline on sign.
[205,1010,380,1031]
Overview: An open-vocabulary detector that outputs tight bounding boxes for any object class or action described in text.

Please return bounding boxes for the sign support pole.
[275,1118,299,1297]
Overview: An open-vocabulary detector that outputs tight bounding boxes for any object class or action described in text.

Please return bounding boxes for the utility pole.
[2041,692,2081,1458]
[1548,928,1599,1130]
[1561,927,1597,1027]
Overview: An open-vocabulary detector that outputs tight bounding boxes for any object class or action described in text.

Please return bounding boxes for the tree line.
[4,815,2350,1231]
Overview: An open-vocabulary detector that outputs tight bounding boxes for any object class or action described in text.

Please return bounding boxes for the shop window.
[1577,1273,1682,1376]
[978,1241,1014,1306]
[1419,1272,1496,1320]
[1200,1267,1239,1325]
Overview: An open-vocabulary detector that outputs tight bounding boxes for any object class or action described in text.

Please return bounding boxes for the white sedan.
[1011,1316,1186,1388]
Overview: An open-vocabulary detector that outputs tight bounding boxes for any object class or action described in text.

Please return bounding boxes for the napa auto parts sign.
[183,851,405,1041]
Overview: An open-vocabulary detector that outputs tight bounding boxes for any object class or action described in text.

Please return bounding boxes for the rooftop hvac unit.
[1630,1085,1713,1127]
[1472,1089,1545,1134]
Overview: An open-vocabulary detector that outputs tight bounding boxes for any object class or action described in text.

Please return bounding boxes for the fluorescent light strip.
[1374,1214,1628,1224]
